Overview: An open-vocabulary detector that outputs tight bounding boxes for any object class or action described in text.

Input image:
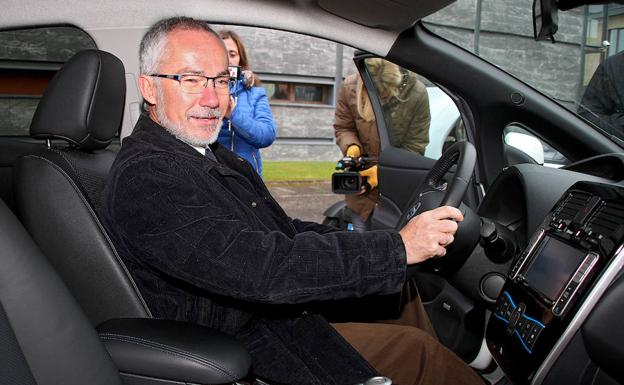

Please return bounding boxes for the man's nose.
[198,84,220,108]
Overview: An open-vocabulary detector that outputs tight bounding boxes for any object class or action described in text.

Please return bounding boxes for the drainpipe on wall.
[334,43,344,107]
[576,5,589,106]
[601,4,609,61]
[474,0,483,55]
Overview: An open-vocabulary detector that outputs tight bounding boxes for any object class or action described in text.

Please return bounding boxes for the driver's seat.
[13,49,150,325]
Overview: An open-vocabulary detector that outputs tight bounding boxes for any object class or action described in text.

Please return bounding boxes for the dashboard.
[485,180,624,385]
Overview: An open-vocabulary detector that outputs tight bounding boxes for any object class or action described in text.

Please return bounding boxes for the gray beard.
[155,84,222,147]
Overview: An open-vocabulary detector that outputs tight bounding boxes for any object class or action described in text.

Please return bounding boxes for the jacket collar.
[132,114,206,158]
[131,114,251,178]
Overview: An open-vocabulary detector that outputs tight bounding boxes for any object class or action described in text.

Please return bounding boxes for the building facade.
[1,1,623,161]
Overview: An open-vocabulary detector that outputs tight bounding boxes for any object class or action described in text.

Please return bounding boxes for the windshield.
[424,1,624,144]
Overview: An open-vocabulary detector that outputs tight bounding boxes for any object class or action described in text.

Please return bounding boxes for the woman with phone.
[218,30,276,176]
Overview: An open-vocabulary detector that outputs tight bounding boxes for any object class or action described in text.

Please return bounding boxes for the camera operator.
[334,58,430,231]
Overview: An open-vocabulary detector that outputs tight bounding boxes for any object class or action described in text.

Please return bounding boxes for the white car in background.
[424,86,461,159]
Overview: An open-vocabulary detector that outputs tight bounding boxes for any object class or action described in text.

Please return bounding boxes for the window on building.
[263,81,331,105]
[0,26,96,136]
[608,28,624,55]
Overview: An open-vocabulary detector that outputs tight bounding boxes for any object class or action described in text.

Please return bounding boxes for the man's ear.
[138,75,158,105]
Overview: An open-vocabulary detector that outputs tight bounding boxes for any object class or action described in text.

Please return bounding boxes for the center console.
[486,181,624,385]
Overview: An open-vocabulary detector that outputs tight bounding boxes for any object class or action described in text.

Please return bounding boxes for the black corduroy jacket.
[101,115,407,384]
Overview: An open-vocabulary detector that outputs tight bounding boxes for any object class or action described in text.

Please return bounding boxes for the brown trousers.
[332,285,484,385]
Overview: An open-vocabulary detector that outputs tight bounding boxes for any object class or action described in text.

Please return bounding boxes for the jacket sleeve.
[292,218,342,234]
[229,87,277,148]
[107,156,406,306]
[334,80,362,155]
[401,81,431,155]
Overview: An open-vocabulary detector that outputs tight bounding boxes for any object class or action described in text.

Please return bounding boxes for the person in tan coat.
[334,58,431,231]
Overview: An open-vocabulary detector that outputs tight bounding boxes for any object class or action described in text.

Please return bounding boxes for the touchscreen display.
[523,237,586,302]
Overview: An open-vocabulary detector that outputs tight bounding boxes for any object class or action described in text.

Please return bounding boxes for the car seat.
[0,197,123,385]
[0,195,251,384]
[11,48,252,384]
[13,49,150,325]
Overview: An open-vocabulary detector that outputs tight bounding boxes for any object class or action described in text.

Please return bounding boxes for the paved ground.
[266,180,343,223]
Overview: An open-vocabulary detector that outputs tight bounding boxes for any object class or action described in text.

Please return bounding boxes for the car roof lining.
[0,0,454,57]
[317,0,455,30]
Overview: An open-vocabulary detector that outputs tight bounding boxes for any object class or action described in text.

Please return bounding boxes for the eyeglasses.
[150,73,231,94]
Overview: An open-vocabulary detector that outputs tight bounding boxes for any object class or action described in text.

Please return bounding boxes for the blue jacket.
[218,81,276,176]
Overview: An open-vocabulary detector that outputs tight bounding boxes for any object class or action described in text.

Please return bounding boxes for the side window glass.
[0,27,96,136]
[363,58,464,160]
[212,24,345,162]
[503,125,569,168]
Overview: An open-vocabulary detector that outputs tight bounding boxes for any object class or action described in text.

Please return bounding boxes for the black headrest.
[30,49,126,151]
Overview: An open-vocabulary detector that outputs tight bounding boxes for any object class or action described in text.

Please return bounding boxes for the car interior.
[1,1,624,385]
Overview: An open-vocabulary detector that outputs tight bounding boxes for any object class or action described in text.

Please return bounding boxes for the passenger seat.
[0,197,122,385]
[0,195,251,384]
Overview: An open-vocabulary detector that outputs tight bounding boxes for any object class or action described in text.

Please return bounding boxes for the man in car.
[101,16,483,385]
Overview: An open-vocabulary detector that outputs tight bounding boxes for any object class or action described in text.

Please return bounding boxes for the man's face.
[145,29,230,146]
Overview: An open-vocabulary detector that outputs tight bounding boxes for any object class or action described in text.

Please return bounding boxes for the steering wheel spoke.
[396,141,480,274]
[397,141,476,229]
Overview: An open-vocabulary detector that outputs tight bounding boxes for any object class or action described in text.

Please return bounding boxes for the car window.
[212,24,360,162]
[424,2,624,145]
[0,26,96,136]
[362,57,464,160]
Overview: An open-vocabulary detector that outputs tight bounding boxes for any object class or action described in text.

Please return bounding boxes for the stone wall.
[232,1,588,160]
[0,27,96,136]
[425,0,586,104]
[261,105,341,161]
[221,25,351,160]
[225,26,338,77]
[0,26,95,62]
[0,97,38,136]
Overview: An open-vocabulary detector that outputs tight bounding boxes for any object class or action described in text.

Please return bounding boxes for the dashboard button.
[506,303,525,335]
[516,317,525,332]
[526,333,537,349]
[521,320,533,339]
[499,302,510,318]
[526,323,543,349]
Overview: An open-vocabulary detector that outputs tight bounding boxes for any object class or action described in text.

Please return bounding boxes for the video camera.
[331,156,377,194]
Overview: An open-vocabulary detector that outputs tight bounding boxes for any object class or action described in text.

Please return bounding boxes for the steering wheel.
[396,141,480,273]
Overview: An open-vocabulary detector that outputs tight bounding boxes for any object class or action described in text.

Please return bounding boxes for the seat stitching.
[22,154,152,317]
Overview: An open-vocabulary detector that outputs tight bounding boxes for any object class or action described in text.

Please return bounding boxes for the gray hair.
[139,16,223,75]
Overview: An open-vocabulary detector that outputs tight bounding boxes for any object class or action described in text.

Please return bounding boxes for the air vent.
[587,200,624,238]
[553,190,592,222]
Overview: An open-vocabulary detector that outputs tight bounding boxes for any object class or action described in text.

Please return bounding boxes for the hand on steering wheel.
[400,205,464,264]
[397,141,480,274]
